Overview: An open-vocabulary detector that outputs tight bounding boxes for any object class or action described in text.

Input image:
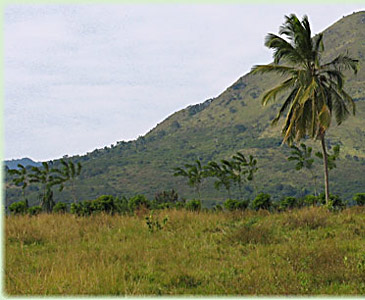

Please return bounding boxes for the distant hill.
[5,158,41,170]
[5,11,365,207]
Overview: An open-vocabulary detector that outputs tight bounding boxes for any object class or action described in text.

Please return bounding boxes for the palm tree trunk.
[71,180,77,204]
[309,169,317,196]
[196,185,201,200]
[320,134,330,204]
[238,182,243,200]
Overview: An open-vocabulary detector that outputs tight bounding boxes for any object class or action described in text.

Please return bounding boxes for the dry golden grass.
[5,207,365,295]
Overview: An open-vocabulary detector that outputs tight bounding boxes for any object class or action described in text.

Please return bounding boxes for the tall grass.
[5,207,365,295]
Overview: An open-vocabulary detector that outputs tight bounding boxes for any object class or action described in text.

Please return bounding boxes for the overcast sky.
[4,4,365,161]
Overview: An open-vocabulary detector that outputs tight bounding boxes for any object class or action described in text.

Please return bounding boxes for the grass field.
[4,207,365,295]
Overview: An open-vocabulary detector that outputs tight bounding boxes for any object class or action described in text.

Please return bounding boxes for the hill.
[5,11,365,207]
[5,158,41,170]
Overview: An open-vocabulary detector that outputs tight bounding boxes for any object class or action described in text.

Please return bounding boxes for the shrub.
[154,202,175,210]
[145,212,168,233]
[91,195,116,214]
[279,196,300,210]
[153,190,181,209]
[303,195,319,206]
[213,204,223,211]
[9,201,28,215]
[28,206,42,216]
[114,196,129,214]
[53,202,67,213]
[185,200,201,211]
[328,195,346,210]
[154,189,179,203]
[70,201,93,216]
[70,203,79,215]
[318,193,345,210]
[353,193,365,206]
[70,195,119,216]
[128,195,150,211]
[175,202,185,210]
[224,199,249,211]
[252,193,271,211]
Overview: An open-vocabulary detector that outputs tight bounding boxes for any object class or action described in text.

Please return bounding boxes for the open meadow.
[5,206,365,296]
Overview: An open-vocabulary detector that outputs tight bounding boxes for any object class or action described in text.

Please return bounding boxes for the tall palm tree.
[204,161,233,199]
[57,159,82,204]
[29,162,65,212]
[252,14,358,204]
[7,164,30,208]
[173,159,205,199]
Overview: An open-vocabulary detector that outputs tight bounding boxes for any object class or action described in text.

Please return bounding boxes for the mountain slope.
[6,11,365,207]
[5,158,41,170]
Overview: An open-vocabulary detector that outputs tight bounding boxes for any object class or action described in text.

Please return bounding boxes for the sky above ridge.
[4,4,365,161]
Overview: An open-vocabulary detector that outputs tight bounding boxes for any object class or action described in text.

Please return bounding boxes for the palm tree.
[252,14,358,204]
[221,158,244,199]
[58,159,82,204]
[204,161,233,199]
[315,144,341,171]
[29,162,65,212]
[288,143,318,195]
[7,164,30,208]
[245,154,258,194]
[173,159,205,199]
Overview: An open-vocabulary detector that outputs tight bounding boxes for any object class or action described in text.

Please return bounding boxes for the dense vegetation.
[5,207,365,295]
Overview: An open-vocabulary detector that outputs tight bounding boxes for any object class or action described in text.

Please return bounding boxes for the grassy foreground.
[5,207,365,295]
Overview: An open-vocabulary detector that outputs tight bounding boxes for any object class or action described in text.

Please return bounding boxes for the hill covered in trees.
[6,11,365,207]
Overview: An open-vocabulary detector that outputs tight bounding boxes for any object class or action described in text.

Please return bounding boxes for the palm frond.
[322,54,359,74]
[264,32,304,64]
[251,64,298,77]
[261,77,296,106]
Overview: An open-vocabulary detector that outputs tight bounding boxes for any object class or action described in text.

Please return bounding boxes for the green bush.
[318,193,345,210]
[70,195,118,216]
[353,193,365,206]
[154,189,179,205]
[175,202,185,210]
[114,196,129,214]
[145,212,168,233]
[279,196,301,210]
[70,195,151,216]
[328,195,346,210]
[128,195,150,211]
[303,195,319,206]
[91,195,116,214]
[213,204,223,211]
[9,201,28,215]
[70,201,93,216]
[252,193,271,211]
[185,200,201,211]
[53,202,67,213]
[28,206,42,216]
[224,199,249,211]
[152,190,185,210]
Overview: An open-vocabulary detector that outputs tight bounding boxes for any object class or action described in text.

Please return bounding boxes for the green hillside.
[6,11,365,207]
